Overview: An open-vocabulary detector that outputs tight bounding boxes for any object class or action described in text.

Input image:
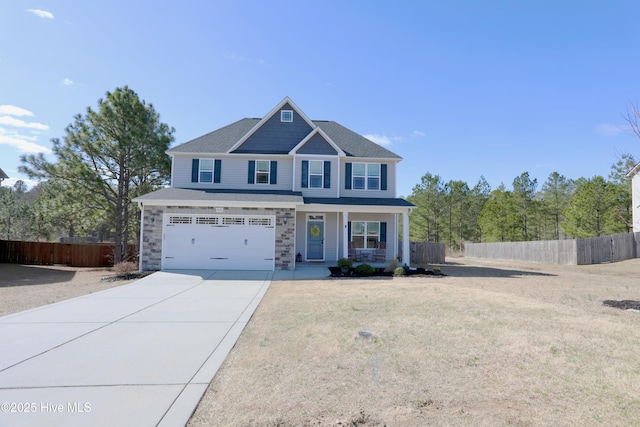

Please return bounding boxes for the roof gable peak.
[226,97,316,154]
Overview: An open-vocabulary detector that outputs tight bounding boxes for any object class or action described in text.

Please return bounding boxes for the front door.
[306,215,324,261]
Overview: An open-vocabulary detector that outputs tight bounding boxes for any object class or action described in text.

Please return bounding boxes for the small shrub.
[384,259,398,273]
[354,263,375,276]
[113,261,138,277]
[394,267,406,276]
[337,258,353,269]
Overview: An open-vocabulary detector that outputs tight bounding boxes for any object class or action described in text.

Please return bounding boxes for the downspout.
[137,201,144,272]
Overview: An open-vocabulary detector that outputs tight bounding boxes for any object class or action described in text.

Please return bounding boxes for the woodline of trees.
[406,153,636,251]
[2,86,175,264]
[1,90,638,260]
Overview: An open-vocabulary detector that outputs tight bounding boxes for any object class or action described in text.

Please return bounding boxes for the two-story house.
[134,97,414,271]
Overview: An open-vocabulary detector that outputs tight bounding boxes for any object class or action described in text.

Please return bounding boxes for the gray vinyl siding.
[233,103,313,154]
[295,156,339,198]
[297,134,338,155]
[172,155,293,191]
[340,160,397,198]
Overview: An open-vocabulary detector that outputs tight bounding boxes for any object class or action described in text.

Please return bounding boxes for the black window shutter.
[270,161,277,185]
[214,159,221,183]
[301,160,308,188]
[345,163,352,190]
[348,221,351,241]
[191,159,199,183]
[324,161,331,188]
[380,222,387,243]
[248,160,255,184]
[381,164,388,191]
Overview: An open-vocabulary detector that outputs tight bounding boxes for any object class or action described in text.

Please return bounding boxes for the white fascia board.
[288,127,346,156]
[226,97,317,154]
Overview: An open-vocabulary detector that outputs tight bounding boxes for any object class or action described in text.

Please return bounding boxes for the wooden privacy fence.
[0,240,138,267]
[399,241,446,265]
[465,232,640,265]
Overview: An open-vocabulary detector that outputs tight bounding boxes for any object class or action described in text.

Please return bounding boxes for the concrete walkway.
[0,270,272,427]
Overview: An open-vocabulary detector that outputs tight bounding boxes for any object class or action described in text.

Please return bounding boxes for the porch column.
[402,211,410,266]
[342,211,349,259]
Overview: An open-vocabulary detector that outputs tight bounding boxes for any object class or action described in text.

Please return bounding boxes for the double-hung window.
[351,221,380,249]
[353,163,380,190]
[191,158,221,183]
[255,160,270,184]
[199,159,214,183]
[309,160,323,188]
[248,160,277,185]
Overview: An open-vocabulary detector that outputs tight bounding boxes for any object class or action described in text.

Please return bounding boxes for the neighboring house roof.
[0,168,8,180]
[627,162,640,178]
[168,118,402,159]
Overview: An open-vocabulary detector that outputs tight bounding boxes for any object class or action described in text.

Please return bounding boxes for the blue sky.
[1,1,639,197]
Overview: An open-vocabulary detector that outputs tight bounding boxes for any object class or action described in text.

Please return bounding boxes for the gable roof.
[227,97,316,154]
[0,168,8,180]
[289,127,345,156]
[168,99,402,159]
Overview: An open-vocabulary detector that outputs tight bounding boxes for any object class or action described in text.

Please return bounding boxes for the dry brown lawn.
[188,258,640,427]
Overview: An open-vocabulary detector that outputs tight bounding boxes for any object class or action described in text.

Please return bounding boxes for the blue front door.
[307,216,324,260]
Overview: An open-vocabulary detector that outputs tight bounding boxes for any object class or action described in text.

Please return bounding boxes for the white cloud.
[412,130,425,137]
[595,123,627,136]
[364,134,392,146]
[62,78,76,86]
[0,116,49,131]
[0,105,34,117]
[26,9,54,19]
[0,106,50,153]
[0,129,50,153]
[363,133,405,146]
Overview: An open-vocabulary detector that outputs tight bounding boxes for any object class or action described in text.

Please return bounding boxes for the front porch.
[294,199,412,266]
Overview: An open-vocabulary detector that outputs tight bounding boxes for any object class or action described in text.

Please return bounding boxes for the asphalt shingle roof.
[168,119,401,159]
[134,188,414,208]
[304,197,414,207]
[133,187,304,204]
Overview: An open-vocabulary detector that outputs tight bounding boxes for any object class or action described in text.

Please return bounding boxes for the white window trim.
[351,220,380,249]
[281,110,293,122]
[199,158,215,183]
[352,163,380,191]
[308,160,324,189]
[255,159,270,185]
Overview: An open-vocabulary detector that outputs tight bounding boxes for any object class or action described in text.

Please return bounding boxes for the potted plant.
[337,258,353,275]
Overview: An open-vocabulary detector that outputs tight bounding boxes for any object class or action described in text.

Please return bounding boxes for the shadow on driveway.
[0,264,80,288]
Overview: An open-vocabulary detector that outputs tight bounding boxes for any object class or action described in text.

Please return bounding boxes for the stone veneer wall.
[140,206,296,271]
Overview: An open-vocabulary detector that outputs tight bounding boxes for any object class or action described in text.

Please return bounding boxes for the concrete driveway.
[0,270,272,427]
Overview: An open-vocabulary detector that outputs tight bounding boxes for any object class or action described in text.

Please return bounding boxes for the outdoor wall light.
[283,216,288,225]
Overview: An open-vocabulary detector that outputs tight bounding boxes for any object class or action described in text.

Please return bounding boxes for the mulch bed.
[328,266,446,278]
[101,271,155,282]
[601,300,640,311]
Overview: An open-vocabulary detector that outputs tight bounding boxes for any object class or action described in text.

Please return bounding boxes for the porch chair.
[348,242,361,261]
[373,242,386,262]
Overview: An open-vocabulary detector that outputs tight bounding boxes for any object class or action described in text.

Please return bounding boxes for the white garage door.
[162,214,275,270]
